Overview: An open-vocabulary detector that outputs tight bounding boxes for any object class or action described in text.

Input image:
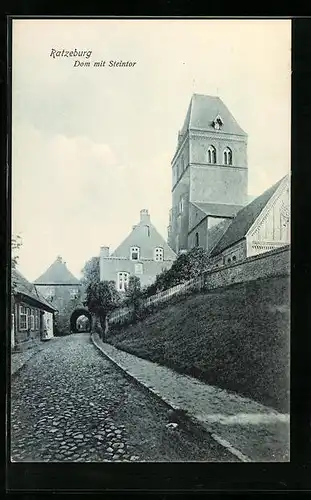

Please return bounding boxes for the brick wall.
[107,245,290,332]
[204,244,290,290]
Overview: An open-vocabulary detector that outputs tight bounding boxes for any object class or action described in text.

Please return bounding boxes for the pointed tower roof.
[12,268,57,312]
[180,94,247,137]
[34,256,80,285]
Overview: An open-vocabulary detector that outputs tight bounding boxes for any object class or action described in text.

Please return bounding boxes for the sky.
[12,18,291,281]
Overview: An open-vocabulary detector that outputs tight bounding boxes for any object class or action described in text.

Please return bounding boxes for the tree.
[12,234,22,270]
[84,280,121,338]
[143,247,210,296]
[11,235,22,295]
[81,256,100,288]
[125,276,142,320]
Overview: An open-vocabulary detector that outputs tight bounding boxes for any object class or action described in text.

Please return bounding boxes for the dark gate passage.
[70,308,92,333]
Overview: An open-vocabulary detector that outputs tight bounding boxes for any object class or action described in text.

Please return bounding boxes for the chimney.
[100,246,110,258]
[140,209,150,224]
[56,255,62,263]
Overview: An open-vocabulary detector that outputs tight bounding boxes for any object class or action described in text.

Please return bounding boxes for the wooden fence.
[107,245,290,329]
[108,275,205,327]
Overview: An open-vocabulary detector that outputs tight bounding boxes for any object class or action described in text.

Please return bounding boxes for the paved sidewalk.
[11,339,58,376]
[92,333,290,462]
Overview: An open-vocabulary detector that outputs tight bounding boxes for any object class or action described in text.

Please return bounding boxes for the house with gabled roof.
[34,256,83,334]
[168,93,248,254]
[34,255,81,300]
[208,174,290,266]
[12,268,57,350]
[100,209,177,291]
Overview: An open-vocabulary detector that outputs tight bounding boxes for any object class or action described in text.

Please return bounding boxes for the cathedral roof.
[207,219,233,254]
[34,256,80,285]
[12,268,57,311]
[192,201,243,219]
[180,94,247,137]
[210,176,288,257]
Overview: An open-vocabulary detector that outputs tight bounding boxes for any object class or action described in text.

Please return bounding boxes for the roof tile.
[12,269,57,311]
[34,256,80,285]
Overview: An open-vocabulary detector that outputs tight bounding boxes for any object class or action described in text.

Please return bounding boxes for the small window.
[130,246,140,261]
[173,166,177,184]
[232,255,237,262]
[154,247,164,262]
[117,272,129,292]
[19,305,27,330]
[207,146,217,164]
[26,307,31,335]
[35,310,40,330]
[181,155,185,172]
[179,197,184,214]
[70,288,79,299]
[223,147,233,166]
[29,309,35,331]
[227,258,231,264]
[134,263,143,275]
[195,232,199,247]
[213,115,223,130]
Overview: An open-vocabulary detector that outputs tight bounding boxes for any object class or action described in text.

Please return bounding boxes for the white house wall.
[43,311,54,339]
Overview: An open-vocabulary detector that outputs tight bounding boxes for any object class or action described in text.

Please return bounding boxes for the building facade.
[12,269,57,351]
[209,175,290,266]
[100,209,177,291]
[34,256,84,334]
[167,93,248,254]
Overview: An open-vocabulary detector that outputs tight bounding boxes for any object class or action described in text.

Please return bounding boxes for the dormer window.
[207,145,217,164]
[213,115,223,130]
[223,147,233,165]
[130,246,140,261]
[154,247,164,262]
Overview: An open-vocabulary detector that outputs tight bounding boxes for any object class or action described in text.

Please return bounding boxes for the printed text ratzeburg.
[50,48,92,59]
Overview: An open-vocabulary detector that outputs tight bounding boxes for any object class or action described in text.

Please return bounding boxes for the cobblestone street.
[11,333,236,462]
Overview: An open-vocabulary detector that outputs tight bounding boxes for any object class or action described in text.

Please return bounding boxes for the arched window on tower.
[195,232,199,247]
[181,155,185,172]
[223,147,233,166]
[207,146,217,164]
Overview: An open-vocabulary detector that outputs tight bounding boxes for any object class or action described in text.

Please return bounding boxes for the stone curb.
[11,338,58,377]
[91,333,250,462]
[11,347,44,377]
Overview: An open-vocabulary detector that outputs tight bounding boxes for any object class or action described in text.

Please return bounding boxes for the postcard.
[10,18,291,466]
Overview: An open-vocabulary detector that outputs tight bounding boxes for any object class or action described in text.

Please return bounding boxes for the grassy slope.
[107,275,290,413]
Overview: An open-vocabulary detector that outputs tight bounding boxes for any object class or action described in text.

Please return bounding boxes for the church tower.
[168,94,248,253]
